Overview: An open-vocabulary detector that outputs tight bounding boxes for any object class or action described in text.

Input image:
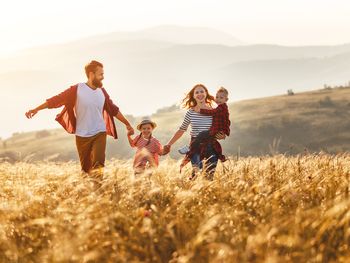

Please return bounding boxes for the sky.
[1,0,350,56]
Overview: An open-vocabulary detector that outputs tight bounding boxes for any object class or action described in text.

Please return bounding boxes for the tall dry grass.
[0,154,350,262]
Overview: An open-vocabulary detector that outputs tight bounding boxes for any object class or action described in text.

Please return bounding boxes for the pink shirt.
[132,135,163,169]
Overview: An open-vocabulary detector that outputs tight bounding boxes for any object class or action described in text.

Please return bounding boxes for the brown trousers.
[75,132,107,177]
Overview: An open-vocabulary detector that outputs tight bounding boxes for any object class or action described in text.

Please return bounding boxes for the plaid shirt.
[200,103,230,136]
[180,137,226,170]
[46,84,120,139]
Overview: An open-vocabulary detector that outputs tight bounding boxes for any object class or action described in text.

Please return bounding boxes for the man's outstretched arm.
[115,111,135,136]
[25,85,76,119]
[25,102,48,119]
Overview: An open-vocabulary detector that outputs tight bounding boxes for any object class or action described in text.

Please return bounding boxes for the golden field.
[1,154,350,262]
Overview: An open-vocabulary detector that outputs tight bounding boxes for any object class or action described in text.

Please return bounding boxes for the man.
[25,60,134,185]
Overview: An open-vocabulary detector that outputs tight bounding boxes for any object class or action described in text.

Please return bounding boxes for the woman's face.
[193,86,207,104]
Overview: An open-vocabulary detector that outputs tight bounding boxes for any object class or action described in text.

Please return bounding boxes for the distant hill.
[1,86,350,162]
[2,25,350,138]
[75,25,245,46]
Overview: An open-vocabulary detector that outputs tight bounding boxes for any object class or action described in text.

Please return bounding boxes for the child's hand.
[215,132,226,140]
[127,125,134,136]
[162,145,171,155]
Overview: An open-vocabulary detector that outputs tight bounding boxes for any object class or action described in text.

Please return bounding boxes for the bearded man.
[25,60,134,185]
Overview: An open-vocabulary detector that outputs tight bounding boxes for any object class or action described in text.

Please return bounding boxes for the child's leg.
[205,147,218,181]
[189,153,202,180]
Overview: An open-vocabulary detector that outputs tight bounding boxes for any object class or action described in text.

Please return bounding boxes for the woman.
[164,84,226,180]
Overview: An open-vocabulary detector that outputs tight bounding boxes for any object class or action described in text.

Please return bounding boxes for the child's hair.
[217,87,229,97]
[134,132,152,146]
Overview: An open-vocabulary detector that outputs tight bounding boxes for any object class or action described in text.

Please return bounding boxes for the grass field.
[1,154,350,262]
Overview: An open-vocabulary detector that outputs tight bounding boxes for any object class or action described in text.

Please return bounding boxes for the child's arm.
[154,139,167,156]
[200,106,222,116]
[127,133,135,147]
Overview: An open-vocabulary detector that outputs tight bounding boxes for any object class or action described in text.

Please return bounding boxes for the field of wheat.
[0,154,350,262]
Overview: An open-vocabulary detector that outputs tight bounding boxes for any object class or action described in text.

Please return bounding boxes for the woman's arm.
[167,129,185,146]
[127,134,135,147]
[163,110,189,153]
[163,129,185,153]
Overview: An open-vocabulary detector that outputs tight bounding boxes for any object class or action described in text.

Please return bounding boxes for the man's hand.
[126,125,134,136]
[25,109,38,119]
[215,132,226,140]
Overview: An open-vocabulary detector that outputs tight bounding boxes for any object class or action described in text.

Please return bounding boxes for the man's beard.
[92,78,103,88]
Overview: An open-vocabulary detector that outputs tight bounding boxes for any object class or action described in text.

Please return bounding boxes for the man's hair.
[217,87,229,96]
[85,60,103,78]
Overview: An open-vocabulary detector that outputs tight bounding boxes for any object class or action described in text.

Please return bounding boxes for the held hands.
[25,109,38,119]
[126,125,134,136]
[162,144,171,155]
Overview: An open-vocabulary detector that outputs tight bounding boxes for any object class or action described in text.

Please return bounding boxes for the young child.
[179,87,230,161]
[128,119,164,175]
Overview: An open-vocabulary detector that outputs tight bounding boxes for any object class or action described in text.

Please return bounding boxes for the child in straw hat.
[127,119,165,175]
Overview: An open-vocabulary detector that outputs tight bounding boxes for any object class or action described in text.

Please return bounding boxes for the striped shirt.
[179,109,213,138]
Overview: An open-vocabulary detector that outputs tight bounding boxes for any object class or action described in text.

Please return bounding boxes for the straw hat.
[136,119,157,131]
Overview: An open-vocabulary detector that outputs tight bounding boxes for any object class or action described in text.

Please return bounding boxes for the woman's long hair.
[182,84,215,109]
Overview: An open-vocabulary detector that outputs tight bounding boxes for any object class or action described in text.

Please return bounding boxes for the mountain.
[1,86,350,162]
[19,25,244,51]
[1,26,350,138]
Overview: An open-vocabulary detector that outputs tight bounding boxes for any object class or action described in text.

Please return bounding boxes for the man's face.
[92,66,104,87]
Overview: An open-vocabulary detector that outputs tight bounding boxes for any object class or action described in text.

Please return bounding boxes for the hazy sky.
[1,0,350,56]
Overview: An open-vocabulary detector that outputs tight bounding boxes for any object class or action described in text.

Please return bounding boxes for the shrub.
[319,96,334,107]
[35,130,51,139]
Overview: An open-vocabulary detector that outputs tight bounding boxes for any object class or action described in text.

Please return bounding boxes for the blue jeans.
[190,143,218,180]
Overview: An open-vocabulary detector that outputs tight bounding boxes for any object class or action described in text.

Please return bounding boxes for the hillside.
[1,86,350,162]
[2,26,350,138]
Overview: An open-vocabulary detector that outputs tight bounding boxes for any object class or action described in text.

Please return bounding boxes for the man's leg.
[75,135,93,174]
[90,132,107,185]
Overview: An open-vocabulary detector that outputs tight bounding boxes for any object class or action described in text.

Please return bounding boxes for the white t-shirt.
[75,83,106,137]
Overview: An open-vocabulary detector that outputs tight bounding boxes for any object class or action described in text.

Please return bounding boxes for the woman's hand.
[162,145,171,155]
[215,132,226,140]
